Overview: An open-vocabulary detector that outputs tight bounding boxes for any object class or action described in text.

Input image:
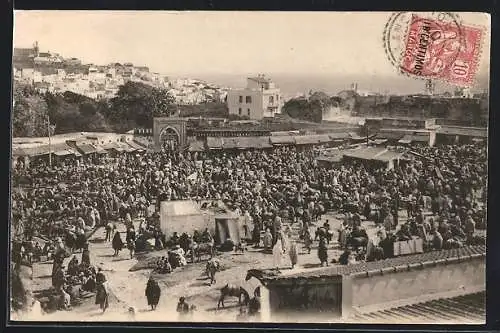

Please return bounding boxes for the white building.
[227,75,282,120]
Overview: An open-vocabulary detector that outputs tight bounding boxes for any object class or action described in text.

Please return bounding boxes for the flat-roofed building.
[227,75,282,120]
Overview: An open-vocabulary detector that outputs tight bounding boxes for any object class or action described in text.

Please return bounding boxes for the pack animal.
[217,284,250,309]
[192,242,215,262]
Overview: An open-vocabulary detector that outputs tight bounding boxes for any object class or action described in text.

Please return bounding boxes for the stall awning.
[317,134,332,143]
[233,137,272,149]
[270,135,295,145]
[53,150,73,156]
[343,147,388,160]
[316,155,343,164]
[117,142,135,152]
[294,135,325,145]
[19,145,52,157]
[75,143,98,154]
[370,138,388,145]
[207,137,224,149]
[398,135,413,144]
[103,142,124,152]
[222,137,238,149]
[127,141,146,151]
[372,150,406,162]
[328,132,350,140]
[95,148,108,154]
[13,143,80,157]
[52,143,79,156]
[188,140,205,152]
[12,147,29,156]
[348,132,364,140]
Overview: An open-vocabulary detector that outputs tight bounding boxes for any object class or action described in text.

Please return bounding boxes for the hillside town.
[13,42,229,104]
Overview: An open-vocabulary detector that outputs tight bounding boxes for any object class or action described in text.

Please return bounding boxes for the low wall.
[347,255,485,310]
[251,246,486,322]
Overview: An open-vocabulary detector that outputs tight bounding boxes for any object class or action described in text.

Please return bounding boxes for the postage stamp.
[383,12,484,87]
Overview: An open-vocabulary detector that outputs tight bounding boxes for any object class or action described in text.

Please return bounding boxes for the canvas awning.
[316,155,343,164]
[256,137,273,149]
[348,132,364,140]
[328,132,350,140]
[12,148,28,156]
[294,135,325,145]
[103,142,124,152]
[53,150,73,156]
[317,134,332,143]
[398,135,413,144]
[52,142,80,156]
[214,215,241,245]
[207,137,224,149]
[19,145,52,157]
[188,140,205,152]
[343,147,386,160]
[437,126,487,138]
[370,138,388,145]
[233,137,272,149]
[119,142,136,152]
[127,140,146,151]
[270,135,295,145]
[75,143,98,154]
[95,148,108,154]
[222,137,238,149]
[372,150,405,162]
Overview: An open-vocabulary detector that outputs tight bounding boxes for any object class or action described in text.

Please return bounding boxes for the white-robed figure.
[288,239,299,269]
[272,233,286,271]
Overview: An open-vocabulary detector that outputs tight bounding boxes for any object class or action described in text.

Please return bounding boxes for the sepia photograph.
[10,11,490,324]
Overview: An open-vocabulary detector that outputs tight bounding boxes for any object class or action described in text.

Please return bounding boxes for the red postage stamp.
[399,14,483,86]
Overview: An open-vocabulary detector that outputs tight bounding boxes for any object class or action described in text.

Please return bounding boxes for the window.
[246,96,252,104]
[239,96,243,103]
[247,108,250,116]
[269,95,274,104]
[238,108,242,115]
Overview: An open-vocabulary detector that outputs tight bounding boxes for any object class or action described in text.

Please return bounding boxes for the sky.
[13,11,491,92]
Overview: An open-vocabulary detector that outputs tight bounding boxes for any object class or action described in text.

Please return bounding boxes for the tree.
[282,91,341,123]
[107,81,176,131]
[12,84,50,137]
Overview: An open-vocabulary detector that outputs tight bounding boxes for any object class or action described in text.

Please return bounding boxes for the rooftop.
[246,245,485,283]
[350,291,485,324]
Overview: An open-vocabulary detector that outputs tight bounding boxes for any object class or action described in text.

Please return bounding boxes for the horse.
[205,259,220,285]
[217,284,250,309]
[192,242,215,262]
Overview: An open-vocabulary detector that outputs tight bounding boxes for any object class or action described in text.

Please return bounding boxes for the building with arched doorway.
[153,117,187,151]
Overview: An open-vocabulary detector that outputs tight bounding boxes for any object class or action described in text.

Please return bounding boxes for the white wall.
[227,89,264,120]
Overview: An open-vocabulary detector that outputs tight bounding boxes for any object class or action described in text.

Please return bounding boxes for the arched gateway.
[153,117,187,151]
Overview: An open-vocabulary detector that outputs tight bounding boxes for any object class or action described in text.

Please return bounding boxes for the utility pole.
[47,114,52,168]
[366,124,370,145]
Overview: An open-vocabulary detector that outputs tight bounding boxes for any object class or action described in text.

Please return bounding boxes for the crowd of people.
[12,142,486,263]
[11,140,487,315]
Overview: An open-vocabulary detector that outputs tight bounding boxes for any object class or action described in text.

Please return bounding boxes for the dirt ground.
[25,210,387,322]
[24,207,485,323]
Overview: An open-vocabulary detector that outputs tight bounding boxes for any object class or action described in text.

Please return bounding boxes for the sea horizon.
[166,72,489,98]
